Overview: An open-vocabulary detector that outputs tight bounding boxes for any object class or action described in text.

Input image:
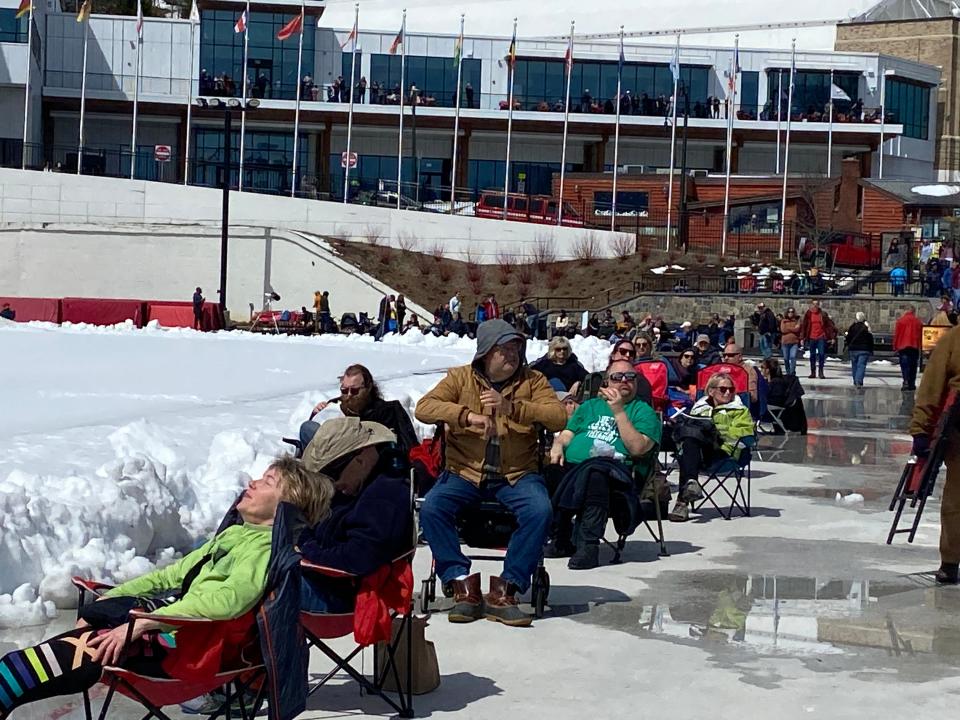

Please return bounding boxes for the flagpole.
[720,33,738,257]
[502,17,517,220]
[879,70,887,179]
[449,14,464,215]
[610,25,624,232]
[77,9,90,176]
[778,39,796,261]
[184,3,195,185]
[665,33,679,252]
[238,0,250,191]
[557,20,574,226]
[775,69,782,174]
[343,3,359,203]
[827,68,834,178]
[20,1,32,170]
[130,6,141,180]
[396,9,405,209]
[291,0,304,198]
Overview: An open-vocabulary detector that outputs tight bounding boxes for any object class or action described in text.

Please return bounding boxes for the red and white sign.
[154,144,172,162]
[341,151,358,169]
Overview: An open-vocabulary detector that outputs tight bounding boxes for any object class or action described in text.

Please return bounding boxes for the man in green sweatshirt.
[0,457,333,720]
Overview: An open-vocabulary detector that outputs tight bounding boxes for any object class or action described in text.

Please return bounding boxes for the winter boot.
[568,504,606,570]
[484,576,532,627]
[936,562,959,585]
[448,573,484,623]
[544,509,576,558]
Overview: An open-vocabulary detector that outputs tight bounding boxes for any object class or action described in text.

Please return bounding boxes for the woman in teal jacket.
[669,372,755,522]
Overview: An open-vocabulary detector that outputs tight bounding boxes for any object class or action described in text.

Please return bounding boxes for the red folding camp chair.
[635,360,670,413]
[696,364,750,406]
[299,551,416,718]
[72,578,266,720]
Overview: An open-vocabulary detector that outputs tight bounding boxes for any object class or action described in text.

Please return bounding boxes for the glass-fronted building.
[0,0,943,200]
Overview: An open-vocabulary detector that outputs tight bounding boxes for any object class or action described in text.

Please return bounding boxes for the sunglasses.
[681,353,695,359]
[723,352,741,358]
[715,386,735,394]
[614,347,637,358]
[340,386,365,396]
[608,371,638,382]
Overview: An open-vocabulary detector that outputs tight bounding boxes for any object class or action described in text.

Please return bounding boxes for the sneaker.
[484,576,532,627]
[681,480,704,502]
[935,563,959,585]
[448,573,484,623]
[668,500,690,522]
[181,691,261,717]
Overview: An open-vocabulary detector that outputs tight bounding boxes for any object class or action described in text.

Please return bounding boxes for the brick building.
[835,0,960,181]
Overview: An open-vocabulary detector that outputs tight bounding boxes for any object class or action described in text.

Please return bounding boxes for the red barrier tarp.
[147,301,222,330]
[0,297,61,323]
[61,298,145,327]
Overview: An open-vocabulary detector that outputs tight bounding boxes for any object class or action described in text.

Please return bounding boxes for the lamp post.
[677,82,691,253]
[193,96,260,321]
[409,83,420,203]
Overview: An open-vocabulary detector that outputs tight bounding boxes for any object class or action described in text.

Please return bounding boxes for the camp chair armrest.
[300,560,358,579]
[734,435,758,450]
[391,548,416,564]
[126,610,223,625]
[72,577,114,596]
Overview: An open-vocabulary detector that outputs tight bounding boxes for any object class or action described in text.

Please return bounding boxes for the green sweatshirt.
[103,523,273,620]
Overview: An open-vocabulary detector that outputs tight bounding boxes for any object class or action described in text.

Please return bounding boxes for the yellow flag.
[76,0,91,22]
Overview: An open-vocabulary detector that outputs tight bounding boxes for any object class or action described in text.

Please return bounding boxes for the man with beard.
[300,364,418,456]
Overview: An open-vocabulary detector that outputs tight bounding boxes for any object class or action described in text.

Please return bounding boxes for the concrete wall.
[0,223,431,323]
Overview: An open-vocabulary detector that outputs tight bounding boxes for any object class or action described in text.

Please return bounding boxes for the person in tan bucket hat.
[297,416,415,613]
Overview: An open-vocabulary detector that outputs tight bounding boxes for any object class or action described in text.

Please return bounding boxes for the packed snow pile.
[0,321,614,625]
[910,184,960,197]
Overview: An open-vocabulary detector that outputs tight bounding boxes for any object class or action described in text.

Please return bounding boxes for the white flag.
[669,44,680,83]
[189,0,199,22]
[830,83,850,101]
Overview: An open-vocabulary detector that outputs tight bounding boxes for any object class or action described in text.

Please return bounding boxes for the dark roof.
[686,192,804,210]
[860,179,960,207]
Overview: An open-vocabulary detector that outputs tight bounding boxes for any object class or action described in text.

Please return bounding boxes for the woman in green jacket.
[669,372,755,522]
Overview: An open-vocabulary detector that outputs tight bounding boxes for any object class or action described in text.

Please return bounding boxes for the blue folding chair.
[691,436,756,520]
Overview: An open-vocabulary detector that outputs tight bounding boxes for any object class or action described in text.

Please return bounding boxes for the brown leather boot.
[448,573,483,623]
[484,576,532,627]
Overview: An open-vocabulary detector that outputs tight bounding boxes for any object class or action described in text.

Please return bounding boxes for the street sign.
[154,144,172,162]
[341,151,358,169]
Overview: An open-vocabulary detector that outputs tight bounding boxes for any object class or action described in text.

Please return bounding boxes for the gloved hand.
[912,434,930,458]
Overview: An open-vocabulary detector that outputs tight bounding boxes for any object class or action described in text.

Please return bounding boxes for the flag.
[15,0,31,20]
[339,19,357,49]
[189,0,199,23]
[453,32,462,67]
[669,42,680,83]
[564,41,572,73]
[733,45,740,73]
[135,0,143,36]
[234,9,246,33]
[617,36,624,80]
[388,26,402,54]
[76,0,90,23]
[277,12,302,41]
[506,27,516,69]
[831,83,851,101]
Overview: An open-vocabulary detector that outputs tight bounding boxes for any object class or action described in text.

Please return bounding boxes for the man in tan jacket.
[416,319,566,627]
[909,324,960,584]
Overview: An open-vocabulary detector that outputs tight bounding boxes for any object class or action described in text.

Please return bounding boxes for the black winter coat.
[358,398,418,456]
[530,354,588,391]
[845,321,874,352]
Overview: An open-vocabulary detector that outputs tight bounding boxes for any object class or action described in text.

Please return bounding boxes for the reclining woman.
[530,336,588,393]
[0,458,333,720]
[668,372,755,522]
[297,417,415,613]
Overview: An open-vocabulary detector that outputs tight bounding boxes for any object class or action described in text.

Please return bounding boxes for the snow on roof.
[910,184,960,197]
[850,0,960,22]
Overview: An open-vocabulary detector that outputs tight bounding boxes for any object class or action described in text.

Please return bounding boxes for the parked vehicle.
[474,192,584,227]
[799,230,881,270]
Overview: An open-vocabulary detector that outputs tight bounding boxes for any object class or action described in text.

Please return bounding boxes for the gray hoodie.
[472,319,526,366]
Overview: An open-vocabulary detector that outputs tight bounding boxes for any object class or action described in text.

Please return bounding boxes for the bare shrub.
[572,232,602,266]
[517,262,534,285]
[545,264,565,290]
[518,280,532,298]
[396,231,419,253]
[376,244,393,265]
[429,240,446,263]
[464,248,483,283]
[361,224,382,245]
[413,251,433,275]
[438,261,453,282]
[532,233,557,271]
[469,279,484,296]
[498,267,511,285]
[609,233,636,261]
[496,248,517,276]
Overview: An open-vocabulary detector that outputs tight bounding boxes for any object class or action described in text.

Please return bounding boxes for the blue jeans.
[898,348,919,388]
[808,338,827,374]
[849,350,870,386]
[759,333,773,359]
[781,343,799,375]
[420,471,551,593]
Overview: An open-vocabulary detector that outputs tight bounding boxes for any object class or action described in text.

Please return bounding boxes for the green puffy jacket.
[689,396,754,458]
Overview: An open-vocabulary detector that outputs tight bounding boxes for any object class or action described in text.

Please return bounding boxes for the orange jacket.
[893,311,923,352]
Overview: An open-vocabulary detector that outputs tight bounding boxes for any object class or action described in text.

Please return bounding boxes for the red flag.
[135,0,143,36]
[234,10,246,33]
[277,13,302,41]
[339,20,357,49]
[16,0,31,19]
[388,27,402,55]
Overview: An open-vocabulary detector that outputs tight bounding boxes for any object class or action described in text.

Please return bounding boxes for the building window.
[466,159,576,197]
[740,71,759,119]
[192,128,307,194]
[593,191,649,217]
[0,8,27,42]
[728,202,781,233]
[199,10,315,101]
[366,54,481,107]
[514,59,709,113]
[764,69,859,120]
[886,77,930,140]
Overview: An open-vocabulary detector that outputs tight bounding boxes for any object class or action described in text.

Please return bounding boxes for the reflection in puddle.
[637,572,960,660]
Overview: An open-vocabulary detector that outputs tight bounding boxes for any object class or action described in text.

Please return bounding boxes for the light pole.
[193,96,259,321]
[676,82,691,252]
[409,83,420,203]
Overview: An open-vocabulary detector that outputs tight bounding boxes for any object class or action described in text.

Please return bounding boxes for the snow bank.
[911,184,960,198]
